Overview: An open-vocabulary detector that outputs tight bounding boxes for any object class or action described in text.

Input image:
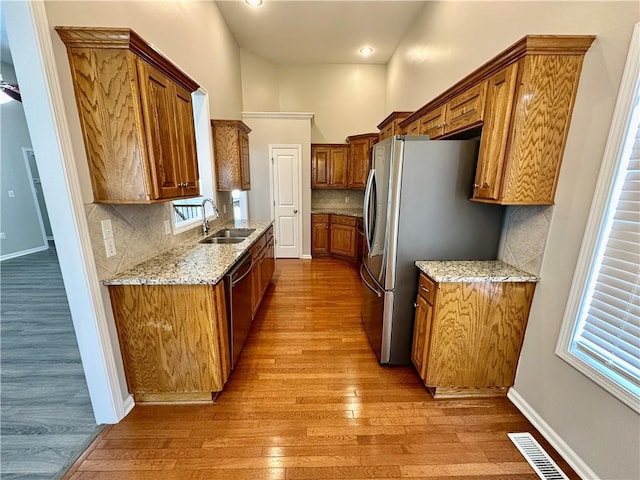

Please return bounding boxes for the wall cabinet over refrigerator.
[211,120,252,191]
[346,133,378,189]
[56,27,201,203]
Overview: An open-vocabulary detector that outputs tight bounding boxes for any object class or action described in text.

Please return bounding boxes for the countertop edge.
[415,260,540,283]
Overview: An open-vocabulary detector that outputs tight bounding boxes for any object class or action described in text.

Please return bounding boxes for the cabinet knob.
[473,183,480,188]
[414,302,418,308]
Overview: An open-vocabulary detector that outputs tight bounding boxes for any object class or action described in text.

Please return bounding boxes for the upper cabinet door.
[443,81,487,135]
[330,147,349,188]
[137,60,182,200]
[173,83,200,197]
[311,146,331,188]
[473,63,519,201]
[240,131,251,190]
[348,137,374,189]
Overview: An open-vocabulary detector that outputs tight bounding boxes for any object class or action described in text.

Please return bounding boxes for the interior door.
[272,147,301,258]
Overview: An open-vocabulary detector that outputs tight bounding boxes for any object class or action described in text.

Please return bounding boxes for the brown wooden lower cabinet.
[311,214,359,261]
[109,282,230,403]
[412,272,536,398]
[251,226,275,317]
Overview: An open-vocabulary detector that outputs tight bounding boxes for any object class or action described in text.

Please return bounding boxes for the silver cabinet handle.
[420,285,430,293]
[414,302,418,308]
[473,183,480,188]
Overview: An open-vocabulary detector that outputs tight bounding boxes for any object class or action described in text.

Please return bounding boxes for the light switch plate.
[0,232,5,239]
[164,220,172,235]
[8,190,15,198]
[101,219,114,239]
[104,237,116,258]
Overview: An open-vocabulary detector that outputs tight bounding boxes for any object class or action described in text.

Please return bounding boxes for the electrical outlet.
[104,237,116,258]
[223,204,227,214]
[0,232,5,239]
[8,190,15,198]
[101,219,113,239]
[345,196,350,203]
[164,220,172,235]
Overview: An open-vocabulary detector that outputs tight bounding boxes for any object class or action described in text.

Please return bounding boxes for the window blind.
[572,109,640,394]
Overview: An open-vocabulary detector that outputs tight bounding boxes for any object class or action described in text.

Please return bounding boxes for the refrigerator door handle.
[363,169,374,254]
[360,264,382,298]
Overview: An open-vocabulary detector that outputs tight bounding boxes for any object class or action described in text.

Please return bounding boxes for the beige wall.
[242,115,312,257]
[240,49,280,112]
[386,2,640,479]
[45,0,243,275]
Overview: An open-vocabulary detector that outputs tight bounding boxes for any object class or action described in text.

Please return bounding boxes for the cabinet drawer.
[330,215,357,226]
[418,273,436,305]
[406,119,420,136]
[265,225,274,242]
[251,234,267,259]
[444,82,487,134]
[380,124,393,140]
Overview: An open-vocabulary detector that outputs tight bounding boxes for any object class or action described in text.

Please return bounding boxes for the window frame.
[556,23,640,413]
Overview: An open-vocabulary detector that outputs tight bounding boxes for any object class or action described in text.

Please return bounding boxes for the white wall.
[279,64,386,143]
[241,49,280,112]
[242,114,312,257]
[386,2,640,479]
[0,60,46,258]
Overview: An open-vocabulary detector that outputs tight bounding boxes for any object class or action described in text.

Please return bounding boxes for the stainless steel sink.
[199,237,245,245]
[211,228,256,238]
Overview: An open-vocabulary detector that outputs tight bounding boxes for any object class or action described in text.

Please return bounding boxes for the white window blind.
[571,113,640,395]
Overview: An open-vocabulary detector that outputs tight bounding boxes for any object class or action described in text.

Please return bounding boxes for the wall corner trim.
[242,111,314,121]
[122,395,135,417]
[507,388,600,480]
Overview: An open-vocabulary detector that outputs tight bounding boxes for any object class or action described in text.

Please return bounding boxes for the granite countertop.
[103,220,273,286]
[415,260,539,283]
[311,208,363,217]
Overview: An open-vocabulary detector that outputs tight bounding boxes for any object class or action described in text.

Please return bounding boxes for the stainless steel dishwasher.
[224,252,253,369]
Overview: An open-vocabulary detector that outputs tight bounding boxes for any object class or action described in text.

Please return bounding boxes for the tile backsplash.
[312,189,364,209]
[498,205,554,276]
[86,192,232,280]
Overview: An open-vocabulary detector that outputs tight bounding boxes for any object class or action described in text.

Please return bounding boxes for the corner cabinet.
[56,27,200,203]
[399,35,595,205]
[412,272,536,398]
[211,120,252,191]
[311,214,358,261]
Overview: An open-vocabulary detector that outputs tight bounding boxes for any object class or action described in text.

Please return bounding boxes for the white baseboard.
[301,254,312,260]
[0,244,49,262]
[508,388,599,480]
[122,394,135,418]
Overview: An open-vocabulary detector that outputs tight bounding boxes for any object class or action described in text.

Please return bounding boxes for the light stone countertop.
[415,260,540,283]
[103,220,273,286]
[311,208,363,217]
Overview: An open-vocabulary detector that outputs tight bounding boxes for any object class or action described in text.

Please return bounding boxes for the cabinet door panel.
[420,106,445,139]
[348,139,371,189]
[412,294,432,381]
[311,215,330,255]
[137,61,182,199]
[444,82,487,135]
[174,84,199,196]
[240,132,251,190]
[311,147,330,188]
[473,63,519,201]
[330,223,356,258]
[330,147,349,188]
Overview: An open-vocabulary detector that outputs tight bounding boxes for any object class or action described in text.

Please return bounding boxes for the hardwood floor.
[63,258,577,479]
[1,245,101,480]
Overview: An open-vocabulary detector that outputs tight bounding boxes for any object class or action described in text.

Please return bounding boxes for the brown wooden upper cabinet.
[346,133,378,189]
[311,144,349,188]
[56,27,200,203]
[211,120,251,191]
[399,35,595,205]
[377,111,412,141]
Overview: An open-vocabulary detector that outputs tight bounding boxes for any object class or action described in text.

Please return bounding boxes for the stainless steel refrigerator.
[360,136,504,365]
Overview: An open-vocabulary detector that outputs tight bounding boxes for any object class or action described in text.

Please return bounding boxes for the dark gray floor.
[1,245,101,479]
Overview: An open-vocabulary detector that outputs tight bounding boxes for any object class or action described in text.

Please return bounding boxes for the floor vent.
[508,432,569,480]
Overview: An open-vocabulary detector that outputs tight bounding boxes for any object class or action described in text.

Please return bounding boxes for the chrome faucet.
[201,198,220,235]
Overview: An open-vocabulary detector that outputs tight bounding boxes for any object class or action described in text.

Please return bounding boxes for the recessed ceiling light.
[359,47,374,57]
[245,0,263,6]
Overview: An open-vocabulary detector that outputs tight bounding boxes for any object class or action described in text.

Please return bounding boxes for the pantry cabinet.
[211,120,252,191]
[399,35,595,205]
[56,27,200,203]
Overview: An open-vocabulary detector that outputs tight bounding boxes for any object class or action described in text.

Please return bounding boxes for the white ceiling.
[216,0,427,64]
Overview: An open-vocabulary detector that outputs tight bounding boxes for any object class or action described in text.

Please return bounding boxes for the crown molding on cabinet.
[242,112,315,121]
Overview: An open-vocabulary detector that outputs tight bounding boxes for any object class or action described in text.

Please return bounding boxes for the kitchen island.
[412,260,539,398]
[103,220,274,404]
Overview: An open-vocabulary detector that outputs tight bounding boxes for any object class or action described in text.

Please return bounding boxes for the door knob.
[293,209,298,214]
